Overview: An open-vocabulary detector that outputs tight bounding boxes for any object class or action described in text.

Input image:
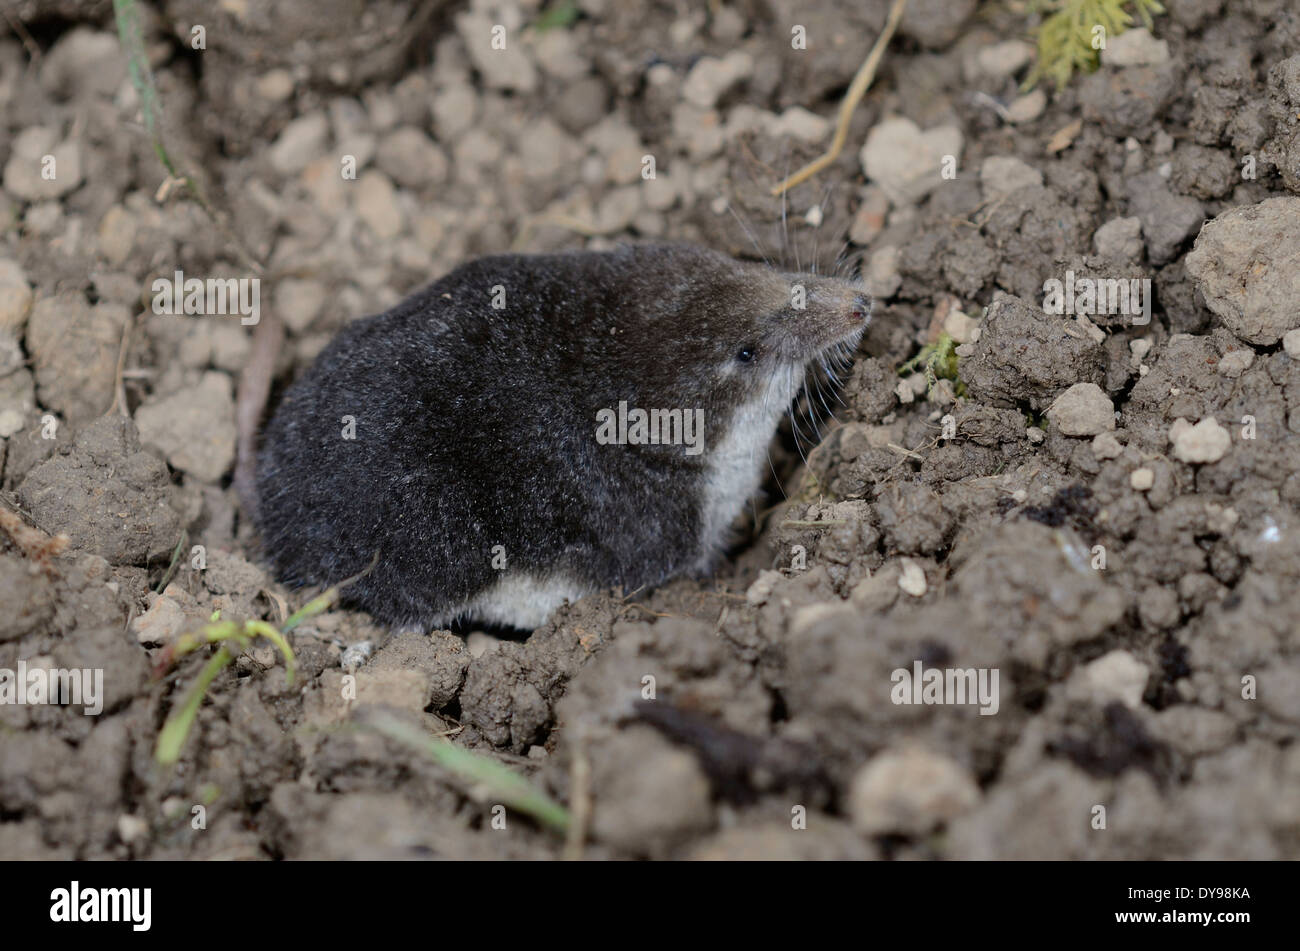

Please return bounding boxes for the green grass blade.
[365,713,571,835]
[156,647,234,765]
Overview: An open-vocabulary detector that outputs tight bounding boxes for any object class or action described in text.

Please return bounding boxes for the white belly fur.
[694,371,802,571]
[446,572,593,630]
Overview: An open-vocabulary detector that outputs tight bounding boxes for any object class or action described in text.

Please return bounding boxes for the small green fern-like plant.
[1024,0,1165,89]
[899,332,965,401]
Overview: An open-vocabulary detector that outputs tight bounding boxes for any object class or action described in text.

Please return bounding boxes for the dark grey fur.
[256,243,868,629]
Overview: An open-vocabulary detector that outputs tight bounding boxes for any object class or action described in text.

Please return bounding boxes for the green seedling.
[113,0,263,273]
[154,533,186,595]
[153,587,338,766]
[113,0,171,175]
[363,713,572,835]
[534,0,580,32]
[898,331,965,401]
[1024,0,1166,89]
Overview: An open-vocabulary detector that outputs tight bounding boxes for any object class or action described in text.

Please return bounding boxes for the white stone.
[134,371,237,482]
[1169,417,1231,464]
[131,595,187,645]
[355,170,404,238]
[864,245,901,299]
[1094,216,1143,260]
[1006,89,1047,123]
[1070,649,1150,708]
[1092,432,1123,459]
[1101,28,1170,67]
[375,127,448,189]
[268,113,329,176]
[431,85,480,139]
[0,408,22,438]
[117,814,149,844]
[849,747,980,835]
[1046,382,1115,436]
[642,172,678,212]
[3,128,83,200]
[97,205,137,266]
[276,279,327,334]
[980,155,1043,200]
[745,569,783,607]
[943,308,978,344]
[455,12,537,93]
[1217,348,1254,378]
[849,186,889,245]
[975,39,1034,78]
[681,51,753,109]
[898,558,927,597]
[771,106,830,142]
[593,185,641,234]
[531,27,590,81]
[255,69,294,102]
[0,258,33,333]
[1130,467,1155,491]
[860,117,963,205]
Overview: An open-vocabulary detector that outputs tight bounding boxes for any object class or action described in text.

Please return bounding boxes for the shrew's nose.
[851,294,872,321]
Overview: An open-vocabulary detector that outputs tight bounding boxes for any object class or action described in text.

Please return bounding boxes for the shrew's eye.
[736,347,757,363]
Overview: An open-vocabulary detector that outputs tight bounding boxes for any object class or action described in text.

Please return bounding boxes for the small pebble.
[860,117,963,205]
[1216,349,1254,378]
[864,245,901,299]
[681,51,753,109]
[849,186,889,245]
[1092,432,1123,459]
[1005,89,1046,123]
[341,640,375,670]
[849,747,980,836]
[898,558,927,597]
[268,113,329,176]
[979,155,1043,201]
[131,595,187,645]
[1046,382,1115,436]
[975,40,1034,78]
[1093,216,1143,260]
[1101,28,1170,67]
[1169,417,1231,464]
[1068,649,1150,708]
[117,814,149,844]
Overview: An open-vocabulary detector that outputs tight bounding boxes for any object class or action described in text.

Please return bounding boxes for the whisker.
[802,366,824,441]
[727,202,772,268]
[820,355,847,410]
[819,361,842,419]
[788,365,810,463]
[780,151,794,272]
